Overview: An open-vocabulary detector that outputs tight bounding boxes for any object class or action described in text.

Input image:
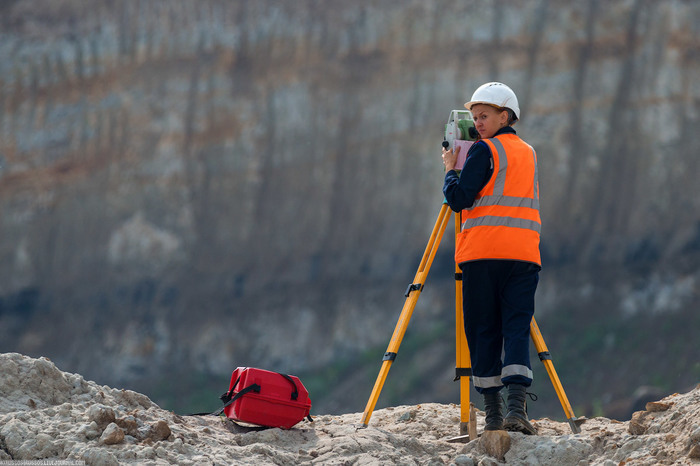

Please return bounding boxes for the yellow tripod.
[359,202,583,438]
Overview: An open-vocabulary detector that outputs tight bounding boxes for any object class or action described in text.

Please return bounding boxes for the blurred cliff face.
[1,1,699,414]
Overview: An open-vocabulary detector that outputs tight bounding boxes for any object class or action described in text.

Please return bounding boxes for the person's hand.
[442,145,460,172]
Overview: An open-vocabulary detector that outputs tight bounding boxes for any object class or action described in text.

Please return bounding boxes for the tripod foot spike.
[459,421,468,436]
[568,416,587,434]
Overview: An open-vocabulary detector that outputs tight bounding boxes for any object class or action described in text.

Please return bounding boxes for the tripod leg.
[453,211,474,438]
[530,317,582,433]
[456,285,475,438]
[360,203,452,427]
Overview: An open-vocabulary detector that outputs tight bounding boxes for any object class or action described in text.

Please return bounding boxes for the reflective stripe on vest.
[462,138,540,234]
[462,215,541,234]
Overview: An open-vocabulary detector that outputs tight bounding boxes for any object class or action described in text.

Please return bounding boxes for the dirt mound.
[1,353,698,465]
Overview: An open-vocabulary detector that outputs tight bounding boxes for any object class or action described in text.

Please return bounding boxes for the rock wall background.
[1,0,699,419]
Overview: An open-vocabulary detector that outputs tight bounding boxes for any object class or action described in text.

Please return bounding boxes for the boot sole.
[503,417,537,435]
[484,424,504,431]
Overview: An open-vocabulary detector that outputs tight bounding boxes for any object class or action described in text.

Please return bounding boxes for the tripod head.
[443,110,478,170]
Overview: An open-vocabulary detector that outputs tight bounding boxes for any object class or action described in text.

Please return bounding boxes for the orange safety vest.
[455,133,541,266]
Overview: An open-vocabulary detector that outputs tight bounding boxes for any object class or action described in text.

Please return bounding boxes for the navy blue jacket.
[443,126,516,212]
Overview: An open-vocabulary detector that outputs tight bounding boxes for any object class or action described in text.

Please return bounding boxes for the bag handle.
[276,372,299,400]
[276,372,312,422]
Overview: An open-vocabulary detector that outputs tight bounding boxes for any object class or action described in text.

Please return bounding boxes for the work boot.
[482,392,504,431]
[503,384,538,435]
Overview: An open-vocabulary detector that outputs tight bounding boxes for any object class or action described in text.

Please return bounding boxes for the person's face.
[471,104,508,139]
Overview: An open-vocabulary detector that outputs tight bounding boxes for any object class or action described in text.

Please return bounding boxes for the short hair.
[505,108,518,125]
[486,104,518,125]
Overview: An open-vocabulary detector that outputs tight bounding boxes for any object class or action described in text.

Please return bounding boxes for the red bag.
[219,367,312,429]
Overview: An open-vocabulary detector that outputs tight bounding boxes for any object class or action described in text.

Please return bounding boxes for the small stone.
[79,421,101,440]
[628,411,648,435]
[115,415,140,437]
[480,430,511,461]
[82,448,120,466]
[645,401,672,412]
[100,422,125,445]
[689,427,700,443]
[88,404,116,428]
[148,420,172,442]
[57,403,72,418]
[454,454,475,465]
[689,444,700,459]
[32,432,61,458]
[478,458,501,466]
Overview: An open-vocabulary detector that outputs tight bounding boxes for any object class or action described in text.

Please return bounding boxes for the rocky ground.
[1,353,699,465]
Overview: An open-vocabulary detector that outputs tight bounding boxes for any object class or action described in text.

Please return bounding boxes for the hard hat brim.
[464,101,502,111]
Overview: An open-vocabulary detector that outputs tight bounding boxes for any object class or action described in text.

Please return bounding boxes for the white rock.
[31,433,62,459]
[453,454,475,465]
[0,418,34,457]
[81,448,120,466]
[1,353,700,465]
[690,427,700,443]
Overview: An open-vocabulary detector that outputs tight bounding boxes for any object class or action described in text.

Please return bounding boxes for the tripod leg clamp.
[453,367,472,381]
[404,283,423,297]
[382,352,397,362]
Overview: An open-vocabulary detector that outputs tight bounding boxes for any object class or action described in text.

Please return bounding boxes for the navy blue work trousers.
[459,260,540,394]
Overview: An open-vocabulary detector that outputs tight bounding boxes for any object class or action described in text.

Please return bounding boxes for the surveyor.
[441,82,540,435]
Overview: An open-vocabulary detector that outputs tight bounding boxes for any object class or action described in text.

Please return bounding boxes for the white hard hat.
[464,82,520,121]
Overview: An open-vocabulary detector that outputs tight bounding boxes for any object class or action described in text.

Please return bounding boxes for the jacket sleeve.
[442,141,493,212]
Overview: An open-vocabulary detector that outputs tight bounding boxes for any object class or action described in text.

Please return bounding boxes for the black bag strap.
[220,372,298,403]
[220,374,242,405]
[213,383,261,416]
[188,375,259,417]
